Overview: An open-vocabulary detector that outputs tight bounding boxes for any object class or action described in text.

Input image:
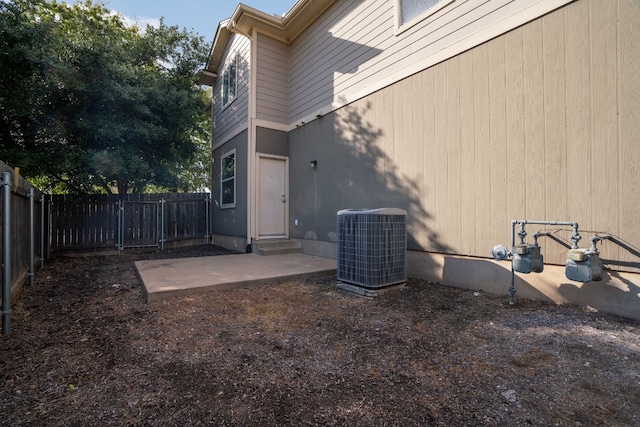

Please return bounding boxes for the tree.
[0,0,210,194]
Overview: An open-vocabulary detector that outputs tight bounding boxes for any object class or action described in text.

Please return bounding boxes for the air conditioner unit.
[337,208,407,288]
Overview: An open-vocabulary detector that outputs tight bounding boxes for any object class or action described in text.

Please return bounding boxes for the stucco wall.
[256,127,289,157]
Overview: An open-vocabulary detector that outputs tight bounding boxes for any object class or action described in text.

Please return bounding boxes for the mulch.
[1,245,639,426]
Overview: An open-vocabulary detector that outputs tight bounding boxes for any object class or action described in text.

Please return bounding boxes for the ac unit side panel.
[337,211,407,288]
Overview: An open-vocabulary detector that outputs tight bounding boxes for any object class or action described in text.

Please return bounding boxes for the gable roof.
[199,0,337,86]
[229,0,337,43]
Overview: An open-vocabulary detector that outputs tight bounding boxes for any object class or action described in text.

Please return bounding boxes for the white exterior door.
[258,155,288,238]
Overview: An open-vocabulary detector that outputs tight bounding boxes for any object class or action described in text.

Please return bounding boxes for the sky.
[102,0,297,44]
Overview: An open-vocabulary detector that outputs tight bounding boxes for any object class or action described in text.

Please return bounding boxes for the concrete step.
[254,240,301,256]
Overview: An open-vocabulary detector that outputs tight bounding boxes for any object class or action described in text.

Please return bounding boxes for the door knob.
[281,194,286,203]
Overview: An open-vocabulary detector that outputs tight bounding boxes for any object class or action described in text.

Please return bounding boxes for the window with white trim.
[397,0,453,30]
[220,149,236,208]
[221,54,237,107]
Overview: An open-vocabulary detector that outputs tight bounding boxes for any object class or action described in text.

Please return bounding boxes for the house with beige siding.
[201,0,640,319]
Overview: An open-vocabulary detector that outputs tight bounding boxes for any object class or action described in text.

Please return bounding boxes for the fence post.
[205,193,210,244]
[40,194,45,268]
[2,172,12,335]
[117,199,123,254]
[160,198,165,251]
[47,196,52,259]
[29,188,35,287]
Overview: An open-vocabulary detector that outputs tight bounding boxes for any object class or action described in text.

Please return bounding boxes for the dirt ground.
[1,245,639,426]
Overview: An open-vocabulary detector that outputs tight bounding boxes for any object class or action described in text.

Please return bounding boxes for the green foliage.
[0,0,211,194]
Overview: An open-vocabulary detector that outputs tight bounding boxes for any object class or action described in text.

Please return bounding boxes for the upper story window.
[220,149,236,208]
[397,0,454,32]
[221,54,237,108]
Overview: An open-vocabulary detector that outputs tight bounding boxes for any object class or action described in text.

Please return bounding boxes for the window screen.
[399,0,443,25]
[221,150,235,207]
[222,55,237,107]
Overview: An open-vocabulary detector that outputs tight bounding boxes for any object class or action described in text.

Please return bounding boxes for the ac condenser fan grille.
[337,208,407,288]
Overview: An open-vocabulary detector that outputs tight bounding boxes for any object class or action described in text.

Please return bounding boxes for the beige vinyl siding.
[521,20,544,223]
[432,63,448,251]
[472,44,491,255]
[255,33,289,125]
[564,0,591,234]
[618,0,640,269]
[458,50,476,255]
[487,36,509,255]
[289,0,577,124]
[446,57,463,253]
[323,0,639,271]
[503,28,525,231]
[589,0,618,264]
[213,34,250,143]
[542,11,568,262]
[420,68,437,251]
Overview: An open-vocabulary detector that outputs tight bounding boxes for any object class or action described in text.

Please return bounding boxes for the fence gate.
[50,193,210,253]
[117,199,163,252]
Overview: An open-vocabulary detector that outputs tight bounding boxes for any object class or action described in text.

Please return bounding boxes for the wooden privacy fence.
[2,180,211,334]
[50,193,211,253]
[0,162,47,334]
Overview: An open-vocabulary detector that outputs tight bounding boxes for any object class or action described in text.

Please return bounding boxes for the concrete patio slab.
[135,253,337,302]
